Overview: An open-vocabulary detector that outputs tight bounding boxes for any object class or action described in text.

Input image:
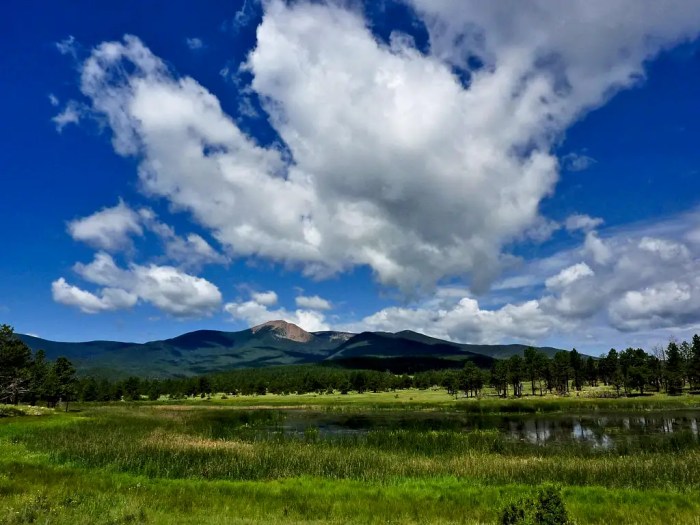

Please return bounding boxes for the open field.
[150,386,700,412]
[3,391,700,524]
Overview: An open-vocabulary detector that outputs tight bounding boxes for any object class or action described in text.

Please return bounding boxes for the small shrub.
[499,485,569,525]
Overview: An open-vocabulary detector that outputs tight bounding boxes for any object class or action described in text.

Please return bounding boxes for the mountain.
[17,321,565,378]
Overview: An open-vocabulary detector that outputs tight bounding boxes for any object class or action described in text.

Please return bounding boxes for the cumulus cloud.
[350,297,564,345]
[139,210,228,269]
[609,281,699,331]
[545,263,594,290]
[295,295,332,310]
[565,214,604,233]
[162,233,227,268]
[584,231,613,265]
[52,277,137,314]
[67,201,226,268]
[57,252,222,317]
[224,290,329,332]
[55,3,700,343]
[68,1,700,294]
[251,290,278,306]
[347,208,700,344]
[539,212,700,331]
[67,200,143,251]
[132,264,222,317]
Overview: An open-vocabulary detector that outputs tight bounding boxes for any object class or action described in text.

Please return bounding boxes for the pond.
[257,409,700,450]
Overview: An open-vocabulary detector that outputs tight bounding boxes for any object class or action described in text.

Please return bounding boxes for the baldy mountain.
[18,320,563,378]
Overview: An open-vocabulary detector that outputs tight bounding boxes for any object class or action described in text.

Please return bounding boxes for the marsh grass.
[4,396,700,523]
[7,406,700,489]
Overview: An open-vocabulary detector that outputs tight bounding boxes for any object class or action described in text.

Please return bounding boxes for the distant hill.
[18,320,565,378]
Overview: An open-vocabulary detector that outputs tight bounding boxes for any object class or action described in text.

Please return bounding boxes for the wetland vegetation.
[3,392,700,524]
[4,325,700,523]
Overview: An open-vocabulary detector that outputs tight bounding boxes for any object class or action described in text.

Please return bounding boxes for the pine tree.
[665,341,684,395]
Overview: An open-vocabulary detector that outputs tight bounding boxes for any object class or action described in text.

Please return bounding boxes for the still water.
[259,409,700,450]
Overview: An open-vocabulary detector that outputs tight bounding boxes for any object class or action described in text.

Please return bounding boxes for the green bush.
[499,485,569,525]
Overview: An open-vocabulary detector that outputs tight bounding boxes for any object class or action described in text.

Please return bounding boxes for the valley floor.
[2,389,700,524]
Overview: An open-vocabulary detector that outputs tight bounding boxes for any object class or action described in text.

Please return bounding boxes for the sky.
[2,0,700,355]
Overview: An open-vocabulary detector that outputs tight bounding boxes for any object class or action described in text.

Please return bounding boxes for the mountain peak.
[250,320,314,343]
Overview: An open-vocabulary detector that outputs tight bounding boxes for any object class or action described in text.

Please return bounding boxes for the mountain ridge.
[17,321,566,378]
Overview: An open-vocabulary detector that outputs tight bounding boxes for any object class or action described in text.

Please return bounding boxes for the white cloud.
[63,252,222,317]
[72,0,700,295]
[350,297,564,345]
[223,0,255,34]
[538,213,700,331]
[52,101,83,132]
[609,281,697,331]
[584,231,613,265]
[165,233,227,268]
[346,208,700,344]
[56,3,700,343]
[545,263,594,290]
[562,152,597,172]
[48,93,59,106]
[185,37,204,50]
[251,290,278,306]
[51,277,137,314]
[638,236,690,262]
[132,264,222,317]
[565,214,604,233]
[67,200,142,251]
[295,295,332,310]
[139,210,228,269]
[68,201,226,267]
[56,35,77,57]
[73,251,131,286]
[224,290,329,332]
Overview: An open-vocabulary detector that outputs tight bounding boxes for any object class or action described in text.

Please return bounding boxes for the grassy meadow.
[3,389,700,524]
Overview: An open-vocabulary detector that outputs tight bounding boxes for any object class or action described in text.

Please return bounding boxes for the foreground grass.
[3,393,700,523]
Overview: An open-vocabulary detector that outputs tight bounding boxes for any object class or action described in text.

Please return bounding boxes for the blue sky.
[2,0,700,354]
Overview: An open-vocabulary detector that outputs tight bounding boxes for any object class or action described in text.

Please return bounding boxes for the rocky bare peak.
[251,320,314,343]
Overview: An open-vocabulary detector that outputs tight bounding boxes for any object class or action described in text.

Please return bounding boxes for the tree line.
[472,337,700,398]
[3,323,700,403]
[0,325,77,409]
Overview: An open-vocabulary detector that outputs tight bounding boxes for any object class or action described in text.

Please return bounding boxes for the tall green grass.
[3,401,700,523]
[6,406,700,489]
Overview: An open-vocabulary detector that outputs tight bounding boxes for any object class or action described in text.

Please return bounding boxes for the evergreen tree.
[665,341,684,395]
[28,349,50,405]
[508,355,524,397]
[524,347,538,395]
[585,356,598,387]
[551,352,571,394]
[689,334,700,390]
[51,357,77,411]
[491,361,509,397]
[0,324,33,404]
[569,349,584,391]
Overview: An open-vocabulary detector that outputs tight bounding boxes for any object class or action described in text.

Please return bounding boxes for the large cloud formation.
[52,1,700,341]
[353,210,700,345]
[53,252,222,317]
[66,0,700,295]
